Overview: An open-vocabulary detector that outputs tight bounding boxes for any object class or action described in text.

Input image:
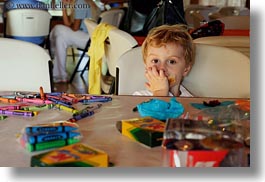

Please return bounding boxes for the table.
[0,94,249,167]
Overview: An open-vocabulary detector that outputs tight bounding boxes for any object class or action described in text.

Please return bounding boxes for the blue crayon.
[74,104,102,116]
[48,98,73,107]
[68,110,94,122]
[25,125,78,135]
[81,97,112,104]
[27,132,80,144]
[46,92,63,96]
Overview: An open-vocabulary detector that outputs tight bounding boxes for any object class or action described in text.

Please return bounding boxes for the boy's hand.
[145,66,169,96]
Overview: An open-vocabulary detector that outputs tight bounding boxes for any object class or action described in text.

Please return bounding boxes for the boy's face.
[145,42,191,88]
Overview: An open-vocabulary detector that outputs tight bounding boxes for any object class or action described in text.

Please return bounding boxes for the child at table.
[133,24,195,97]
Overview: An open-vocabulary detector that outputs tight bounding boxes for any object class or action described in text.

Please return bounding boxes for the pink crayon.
[16,98,53,104]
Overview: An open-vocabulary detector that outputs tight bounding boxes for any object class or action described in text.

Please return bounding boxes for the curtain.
[198,0,247,8]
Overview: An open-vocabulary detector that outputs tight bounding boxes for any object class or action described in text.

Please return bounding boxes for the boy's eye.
[168,59,177,64]
[151,59,159,64]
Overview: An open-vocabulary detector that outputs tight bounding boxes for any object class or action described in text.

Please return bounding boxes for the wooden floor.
[53,49,89,94]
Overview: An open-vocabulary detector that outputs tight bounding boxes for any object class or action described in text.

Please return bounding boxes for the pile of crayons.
[19,121,81,152]
[0,87,112,122]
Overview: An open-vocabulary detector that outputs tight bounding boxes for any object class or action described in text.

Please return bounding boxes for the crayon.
[0,110,37,117]
[21,138,80,152]
[39,86,45,100]
[16,98,53,104]
[21,104,54,111]
[68,110,94,122]
[46,92,63,96]
[74,104,102,115]
[0,105,21,110]
[0,97,18,103]
[55,104,78,114]
[61,95,79,103]
[25,122,78,135]
[27,131,81,144]
[14,92,40,98]
[81,97,112,104]
[0,95,16,99]
[0,115,8,120]
[47,98,73,107]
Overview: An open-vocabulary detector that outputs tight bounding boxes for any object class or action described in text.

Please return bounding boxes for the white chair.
[101,24,138,94]
[182,44,250,98]
[116,44,250,98]
[69,8,125,82]
[0,38,52,92]
[193,36,250,57]
[116,46,145,95]
[84,18,138,94]
[4,9,52,46]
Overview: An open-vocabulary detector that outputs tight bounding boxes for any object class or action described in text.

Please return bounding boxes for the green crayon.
[0,115,7,120]
[22,104,54,111]
[26,138,80,152]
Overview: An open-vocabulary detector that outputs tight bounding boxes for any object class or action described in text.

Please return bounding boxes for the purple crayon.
[0,110,37,117]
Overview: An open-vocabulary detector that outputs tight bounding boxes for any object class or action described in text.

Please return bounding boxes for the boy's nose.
[157,63,167,72]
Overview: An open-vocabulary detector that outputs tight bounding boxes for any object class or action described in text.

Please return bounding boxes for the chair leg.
[80,57,90,78]
[69,50,87,83]
[71,47,76,62]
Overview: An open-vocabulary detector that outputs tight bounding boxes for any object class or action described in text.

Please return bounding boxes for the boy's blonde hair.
[142,24,194,66]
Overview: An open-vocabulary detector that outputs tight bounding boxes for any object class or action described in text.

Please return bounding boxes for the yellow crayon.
[55,104,78,114]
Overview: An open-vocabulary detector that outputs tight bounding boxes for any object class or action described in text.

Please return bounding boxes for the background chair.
[69,8,125,83]
[4,9,52,47]
[193,36,250,57]
[182,44,250,98]
[0,38,52,92]
[100,23,138,94]
[185,5,219,29]
[216,15,250,30]
[83,18,138,94]
[116,46,145,95]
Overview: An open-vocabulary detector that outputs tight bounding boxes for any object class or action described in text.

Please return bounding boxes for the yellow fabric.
[87,23,116,94]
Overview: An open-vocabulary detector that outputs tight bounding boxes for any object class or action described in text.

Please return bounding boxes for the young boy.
[133,24,194,97]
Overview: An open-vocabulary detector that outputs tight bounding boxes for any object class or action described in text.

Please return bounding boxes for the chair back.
[84,18,138,94]
[105,28,138,77]
[185,5,218,28]
[182,44,250,98]
[116,46,146,95]
[193,36,250,57]
[0,38,52,92]
[217,16,250,30]
[5,9,51,37]
[98,8,125,27]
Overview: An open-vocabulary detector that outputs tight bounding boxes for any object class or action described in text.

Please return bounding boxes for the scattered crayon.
[0,115,8,120]
[0,97,18,103]
[21,104,54,111]
[39,86,45,100]
[0,110,37,117]
[55,104,78,114]
[68,110,94,122]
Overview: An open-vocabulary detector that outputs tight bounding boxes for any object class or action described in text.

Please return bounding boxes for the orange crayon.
[0,97,18,103]
[39,86,45,100]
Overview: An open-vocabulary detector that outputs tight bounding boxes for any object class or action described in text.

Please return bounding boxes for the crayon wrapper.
[163,149,228,167]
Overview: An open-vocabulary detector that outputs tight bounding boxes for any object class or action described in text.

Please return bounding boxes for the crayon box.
[116,117,165,147]
[31,143,108,167]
